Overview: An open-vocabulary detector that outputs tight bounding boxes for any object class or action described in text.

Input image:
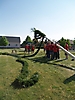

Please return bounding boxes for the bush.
[14,59,39,88]
[22,72,39,88]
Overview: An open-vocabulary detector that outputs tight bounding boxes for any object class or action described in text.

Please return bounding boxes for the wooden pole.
[46,37,75,59]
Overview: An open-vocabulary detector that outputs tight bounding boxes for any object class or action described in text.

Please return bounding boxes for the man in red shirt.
[64,42,69,59]
[31,44,35,53]
[28,44,31,54]
[57,45,60,59]
[56,42,60,59]
[25,44,28,52]
[50,42,54,60]
[43,43,46,53]
[53,43,58,59]
[46,41,50,58]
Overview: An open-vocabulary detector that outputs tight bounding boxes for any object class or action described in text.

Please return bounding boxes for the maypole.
[22,28,46,58]
[22,28,75,60]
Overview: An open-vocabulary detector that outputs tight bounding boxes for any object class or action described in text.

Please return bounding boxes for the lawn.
[0,49,75,100]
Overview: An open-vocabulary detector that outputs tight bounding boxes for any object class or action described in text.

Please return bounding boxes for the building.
[69,40,75,50]
[0,36,21,48]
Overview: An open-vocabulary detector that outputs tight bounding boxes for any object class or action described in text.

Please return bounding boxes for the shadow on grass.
[28,56,66,63]
[28,56,75,84]
[11,80,23,89]
[50,63,75,71]
[28,56,75,71]
[63,74,75,84]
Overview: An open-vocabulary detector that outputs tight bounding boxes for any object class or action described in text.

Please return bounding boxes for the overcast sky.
[0,0,75,43]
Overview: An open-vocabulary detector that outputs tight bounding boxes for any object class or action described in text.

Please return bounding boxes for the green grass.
[0,49,75,100]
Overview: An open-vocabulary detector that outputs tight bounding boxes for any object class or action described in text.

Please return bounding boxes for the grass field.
[0,49,75,100]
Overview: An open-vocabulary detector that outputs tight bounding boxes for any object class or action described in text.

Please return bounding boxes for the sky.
[0,0,75,43]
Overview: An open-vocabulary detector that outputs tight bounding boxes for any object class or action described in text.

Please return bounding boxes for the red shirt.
[53,44,57,52]
[65,44,69,51]
[31,45,35,50]
[50,44,54,51]
[26,45,28,49]
[57,46,59,51]
[28,45,30,50]
[46,43,50,50]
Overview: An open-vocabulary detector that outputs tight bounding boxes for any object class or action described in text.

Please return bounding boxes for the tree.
[66,39,71,46]
[59,37,71,48]
[73,38,75,45]
[59,37,66,47]
[0,36,9,46]
[21,35,32,47]
[25,35,32,43]
[20,40,26,47]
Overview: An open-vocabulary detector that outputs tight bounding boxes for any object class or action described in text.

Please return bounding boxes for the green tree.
[73,38,75,45]
[66,39,71,46]
[21,35,32,47]
[20,40,26,47]
[0,36,9,46]
[59,37,66,47]
[25,35,32,43]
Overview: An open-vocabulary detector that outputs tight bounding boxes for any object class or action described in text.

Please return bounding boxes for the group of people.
[44,41,69,60]
[24,41,69,59]
[25,44,35,54]
[44,41,60,60]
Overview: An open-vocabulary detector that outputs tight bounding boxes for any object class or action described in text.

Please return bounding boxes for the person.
[31,44,35,53]
[50,42,54,60]
[56,43,60,59]
[28,44,31,54]
[64,42,69,59]
[43,43,46,53]
[45,41,50,58]
[53,43,58,60]
[25,44,28,53]
[24,45,26,52]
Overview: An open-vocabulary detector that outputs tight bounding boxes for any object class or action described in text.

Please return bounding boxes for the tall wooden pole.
[46,37,75,59]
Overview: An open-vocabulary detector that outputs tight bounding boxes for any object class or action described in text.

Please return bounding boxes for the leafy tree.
[59,37,71,48]
[20,40,26,47]
[59,37,66,47]
[66,39,71,46]
[0,36,9,46]
[21,35,32,47]
[73,38,75,45]
[25,35,32,43]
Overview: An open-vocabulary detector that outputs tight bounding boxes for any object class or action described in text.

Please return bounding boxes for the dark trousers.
[54,52,57,59]
[57,51,60,59]
[46,50,50,58]
[50,51,54,60]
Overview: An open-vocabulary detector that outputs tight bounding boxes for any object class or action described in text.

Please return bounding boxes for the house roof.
[0,36,21,43]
